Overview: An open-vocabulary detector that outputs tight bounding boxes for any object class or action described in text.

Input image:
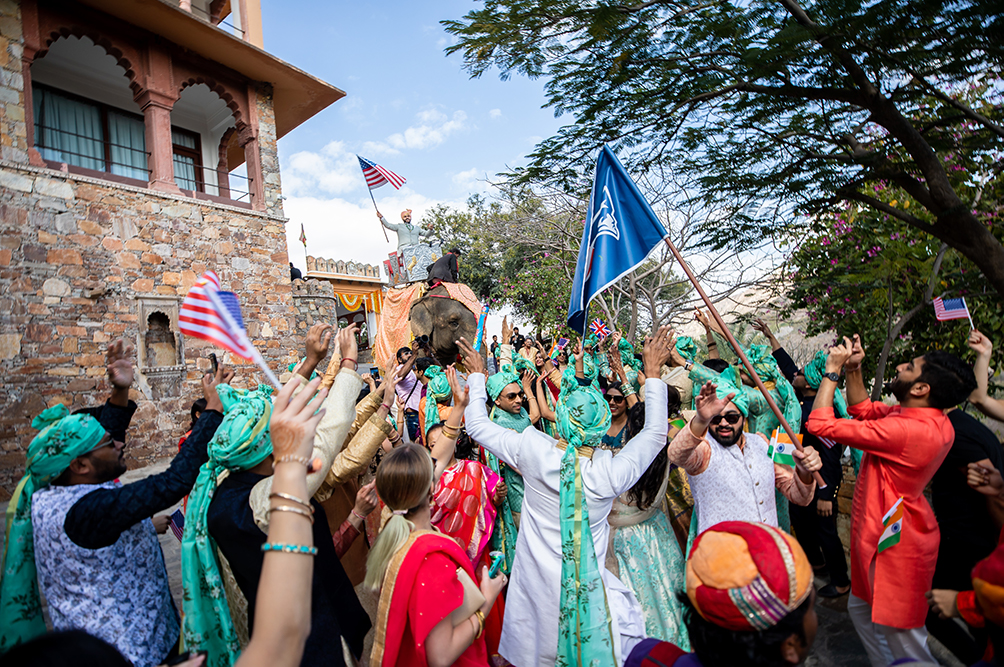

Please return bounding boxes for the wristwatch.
[823,372,840,383]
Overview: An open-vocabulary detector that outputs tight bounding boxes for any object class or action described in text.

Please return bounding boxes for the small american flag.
[357,155,406,190]
[933,296,971,323]
[168,508,185,542]
[179,271,280,387]
[589,318,611,338]
[818,436,837,449]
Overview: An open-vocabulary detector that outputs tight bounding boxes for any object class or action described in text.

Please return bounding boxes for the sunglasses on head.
[606,395,625,405]
[710,412,742,425]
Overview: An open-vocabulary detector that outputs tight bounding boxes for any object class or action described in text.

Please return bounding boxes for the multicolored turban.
[972,543,1004,627]
[424,366,452,436]
[182,384,273,667]
[0,405,107,651]
[686,521,813,631]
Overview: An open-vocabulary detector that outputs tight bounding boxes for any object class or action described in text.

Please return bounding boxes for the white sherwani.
[466,373,669,667]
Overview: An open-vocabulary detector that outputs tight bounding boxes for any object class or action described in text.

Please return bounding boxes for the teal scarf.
[181,385,273,667]
[0,405,105,652]
[675,335,697,361]
[487,404,532,575]
[424,367,451,436]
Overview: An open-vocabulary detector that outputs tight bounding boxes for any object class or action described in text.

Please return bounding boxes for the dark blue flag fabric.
[567,145,670,333]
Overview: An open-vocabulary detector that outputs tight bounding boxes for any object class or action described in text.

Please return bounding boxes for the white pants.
[848,593,935,667]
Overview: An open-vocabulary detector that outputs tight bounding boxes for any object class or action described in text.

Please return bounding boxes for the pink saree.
[431,459,501,567]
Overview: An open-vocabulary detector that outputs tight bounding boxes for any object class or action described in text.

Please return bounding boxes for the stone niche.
[137,296,185,400]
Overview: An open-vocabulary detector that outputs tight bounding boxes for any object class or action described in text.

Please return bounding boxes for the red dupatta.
[370,530,487,667]
[431,460,501,567]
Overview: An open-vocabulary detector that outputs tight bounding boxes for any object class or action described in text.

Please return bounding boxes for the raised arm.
[378,211,400,233]
[521,370,541,424]
[431,366,469,480]
[968,331,1004,422]
[457,337,524,468]
[695,310,720,359]
[534,373,558,423]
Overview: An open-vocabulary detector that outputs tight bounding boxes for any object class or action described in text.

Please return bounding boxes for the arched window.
[144,311,178,368]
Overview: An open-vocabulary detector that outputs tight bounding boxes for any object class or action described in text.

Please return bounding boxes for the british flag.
[589,318,611,338]
[357,155,406,190]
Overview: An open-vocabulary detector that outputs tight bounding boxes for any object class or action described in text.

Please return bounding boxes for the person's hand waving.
[336,323,359,370]
[642,326,675,378]
[270,375,328,467]
[456,337,485,375]
[202,363,234,413]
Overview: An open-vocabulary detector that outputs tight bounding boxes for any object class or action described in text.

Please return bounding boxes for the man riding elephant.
[378,209,440,284]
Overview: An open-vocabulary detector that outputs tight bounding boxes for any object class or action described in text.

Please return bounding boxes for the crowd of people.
[1,304,1003,667]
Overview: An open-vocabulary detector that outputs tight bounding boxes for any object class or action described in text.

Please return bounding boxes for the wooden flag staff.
[367,188,391,243]
[662,238,826,489]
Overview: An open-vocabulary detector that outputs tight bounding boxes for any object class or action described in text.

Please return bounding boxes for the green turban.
[512,354,538,378]
[618,338,642,372]
[182,384,273,666]
[804,350,850,419]
[286,358,318,380]
[555,367,611,449]
[675,335,697,361]
[1,405,106,651]
[487,370,520,402]
[715,366,750,417]
[747,344,781,381]
[424,366,451,436]
[584,333,600,350]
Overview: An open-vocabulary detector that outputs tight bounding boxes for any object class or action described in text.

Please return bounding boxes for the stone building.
[0,0,343,497]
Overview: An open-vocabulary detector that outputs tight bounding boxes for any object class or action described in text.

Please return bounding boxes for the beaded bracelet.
[269,492,314,512]
[269,505,314,524]
[273,455,311,469]
[261,542,317,556]
[350,509,367,521]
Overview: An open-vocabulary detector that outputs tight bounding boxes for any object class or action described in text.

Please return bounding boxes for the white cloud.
[282,142,361,197]
[451,167,492,195]
[386,109,468,150]
[489,108,502,119]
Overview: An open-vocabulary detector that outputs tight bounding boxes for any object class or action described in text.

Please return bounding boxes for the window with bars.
[172,128,204,192]
[32,84,148,180]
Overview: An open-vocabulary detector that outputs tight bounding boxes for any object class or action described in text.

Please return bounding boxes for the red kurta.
[807,402,953,629]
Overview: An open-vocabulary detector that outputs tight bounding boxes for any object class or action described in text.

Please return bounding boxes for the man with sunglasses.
[668,373,822,535]
[2,348,229,665]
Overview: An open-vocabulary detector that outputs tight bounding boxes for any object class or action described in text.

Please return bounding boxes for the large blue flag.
[567,145,670,333]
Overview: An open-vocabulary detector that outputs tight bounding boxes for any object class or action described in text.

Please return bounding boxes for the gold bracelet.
[473,609,485,640]
[269,504,314,524]
[269,492,314,512]
[441,425,459,440]
[272,455,311,469]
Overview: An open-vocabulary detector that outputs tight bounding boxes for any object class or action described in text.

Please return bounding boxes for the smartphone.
[209,353,219,375]
[488,550,504,578]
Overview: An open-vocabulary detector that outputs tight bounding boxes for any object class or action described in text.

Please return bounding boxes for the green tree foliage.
[443,0,1004,296]
[784,195,1004,396]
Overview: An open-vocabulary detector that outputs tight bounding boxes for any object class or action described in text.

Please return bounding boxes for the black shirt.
[64,409,223,549]
[798,394,842,501]
[208,471,370,665]
[772,348,799,384]
[933,410,1003,540]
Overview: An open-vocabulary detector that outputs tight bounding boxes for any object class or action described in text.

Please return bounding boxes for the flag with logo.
[567,145,670,333]
[878,497,905,553]
[768,429,801,467]
[179,270,280,388]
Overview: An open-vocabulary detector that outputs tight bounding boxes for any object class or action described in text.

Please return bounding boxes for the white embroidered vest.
[689,432,779,533]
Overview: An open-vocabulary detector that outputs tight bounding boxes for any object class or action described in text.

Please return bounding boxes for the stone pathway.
[0,459,969,666]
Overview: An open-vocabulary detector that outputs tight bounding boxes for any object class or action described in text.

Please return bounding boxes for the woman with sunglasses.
[602,386,631,450]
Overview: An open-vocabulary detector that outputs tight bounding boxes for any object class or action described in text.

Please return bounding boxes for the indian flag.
[768,429,801,466]
[878,497,905,553]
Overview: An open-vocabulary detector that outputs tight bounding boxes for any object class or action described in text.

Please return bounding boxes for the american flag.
[357,155,406,190]
[933,296,971,323]
[589,318,611,338]
[818,436,837,449]
[179,271,280,387]
[168,508,185,541]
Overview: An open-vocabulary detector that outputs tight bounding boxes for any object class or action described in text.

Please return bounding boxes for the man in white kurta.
[465,372,669,666]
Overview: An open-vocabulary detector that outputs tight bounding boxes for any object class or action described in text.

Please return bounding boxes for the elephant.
[409,285,486,368]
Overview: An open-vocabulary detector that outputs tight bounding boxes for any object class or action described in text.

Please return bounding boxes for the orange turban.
[973,543,1004,627]
[686,521,813,631]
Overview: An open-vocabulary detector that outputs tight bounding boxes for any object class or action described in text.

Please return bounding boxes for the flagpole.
[963,297,975,330]
[662,237,826,489]
[367,187,391,243]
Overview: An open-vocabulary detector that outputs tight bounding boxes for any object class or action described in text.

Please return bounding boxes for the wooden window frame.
[171,127,204,193]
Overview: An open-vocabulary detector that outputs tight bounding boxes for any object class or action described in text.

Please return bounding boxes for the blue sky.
[261,1,563,277]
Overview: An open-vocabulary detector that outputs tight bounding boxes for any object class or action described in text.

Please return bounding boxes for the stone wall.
[254,83,284,219]
[0,0,27,165]
[291,278,374,365]
[0,163,300,498]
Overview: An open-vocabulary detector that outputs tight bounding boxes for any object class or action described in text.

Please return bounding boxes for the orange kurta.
[418,396,451,442]
[807,402,953,629]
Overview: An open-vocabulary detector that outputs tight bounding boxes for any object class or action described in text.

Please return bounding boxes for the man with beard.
[667,368,822,535]
[807,335,976,667]
[0,346,227,664]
